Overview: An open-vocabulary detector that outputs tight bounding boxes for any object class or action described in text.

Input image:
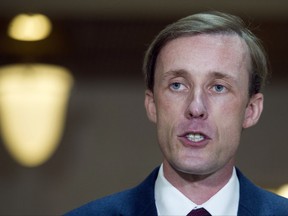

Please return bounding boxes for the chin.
[172,160,214,176]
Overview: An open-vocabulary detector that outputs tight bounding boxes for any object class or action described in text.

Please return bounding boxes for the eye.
[212,84,226,93]
[170,82,185,91]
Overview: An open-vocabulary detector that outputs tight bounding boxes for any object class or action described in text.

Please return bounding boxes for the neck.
[162,160,234,205]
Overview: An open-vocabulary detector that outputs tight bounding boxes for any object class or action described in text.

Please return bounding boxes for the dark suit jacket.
[65,167,288,215]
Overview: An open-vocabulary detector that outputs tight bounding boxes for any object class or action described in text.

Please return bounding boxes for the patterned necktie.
[186,207,211,216]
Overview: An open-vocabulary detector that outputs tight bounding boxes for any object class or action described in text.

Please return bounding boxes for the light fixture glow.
[0,64,73,167]
[277,184,288,198]
[8,13,52,41]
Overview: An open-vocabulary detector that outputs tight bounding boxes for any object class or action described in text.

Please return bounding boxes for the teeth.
[186,133,204,142]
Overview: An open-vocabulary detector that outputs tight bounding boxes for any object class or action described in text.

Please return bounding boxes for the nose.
[185,89,208,120]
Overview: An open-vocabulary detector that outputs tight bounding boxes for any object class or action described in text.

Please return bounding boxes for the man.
[66,11,288,215]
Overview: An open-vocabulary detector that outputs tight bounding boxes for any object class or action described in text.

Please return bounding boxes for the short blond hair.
[143,11,268,96]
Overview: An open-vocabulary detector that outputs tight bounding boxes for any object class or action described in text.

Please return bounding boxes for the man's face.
[145,34,263,176]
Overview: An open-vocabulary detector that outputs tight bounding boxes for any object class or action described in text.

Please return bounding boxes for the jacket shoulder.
[237,169,288,215]
[64,189,137,216]
[64,167,159,216]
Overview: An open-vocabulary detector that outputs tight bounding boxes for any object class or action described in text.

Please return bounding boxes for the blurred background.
[0,0,287,215]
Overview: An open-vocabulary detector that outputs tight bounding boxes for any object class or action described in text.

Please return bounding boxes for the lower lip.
[178,136,210,148]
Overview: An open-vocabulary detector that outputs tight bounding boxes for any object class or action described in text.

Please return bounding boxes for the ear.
[243,93,264,128]
[144,90,157,123]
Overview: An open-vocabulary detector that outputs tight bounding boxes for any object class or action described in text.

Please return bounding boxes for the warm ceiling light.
[0,64,73,167]
[8,13,52,41]
[277,184,288,198]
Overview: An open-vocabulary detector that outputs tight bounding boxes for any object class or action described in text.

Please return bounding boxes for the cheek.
[209,98,245,132]
[156,92,184,120]
[210,102,245,162]
[212,95,246,123]
[156,99,178,133]
[212,99,246,144]
[155,93,185,143]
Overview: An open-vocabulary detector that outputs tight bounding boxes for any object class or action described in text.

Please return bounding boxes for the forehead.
[155,34,251,80]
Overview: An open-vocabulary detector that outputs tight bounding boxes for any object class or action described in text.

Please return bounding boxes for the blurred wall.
[0,2,288,215]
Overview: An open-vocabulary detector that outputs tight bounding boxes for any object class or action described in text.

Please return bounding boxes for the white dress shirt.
[155,164,239,216]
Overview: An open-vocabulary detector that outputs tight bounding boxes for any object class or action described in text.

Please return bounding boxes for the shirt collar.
[155,164,239,215]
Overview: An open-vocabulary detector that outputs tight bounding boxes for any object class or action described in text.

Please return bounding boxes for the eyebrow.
[162,69,189,79]
[209,71,237,83]
[162,70,237,83]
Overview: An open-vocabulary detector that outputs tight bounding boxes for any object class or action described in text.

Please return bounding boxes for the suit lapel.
[236,168,261,216]
[124,167,159,216]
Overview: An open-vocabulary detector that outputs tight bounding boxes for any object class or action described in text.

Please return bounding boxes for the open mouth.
[178,130,211,146]
[186,133,205,142]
